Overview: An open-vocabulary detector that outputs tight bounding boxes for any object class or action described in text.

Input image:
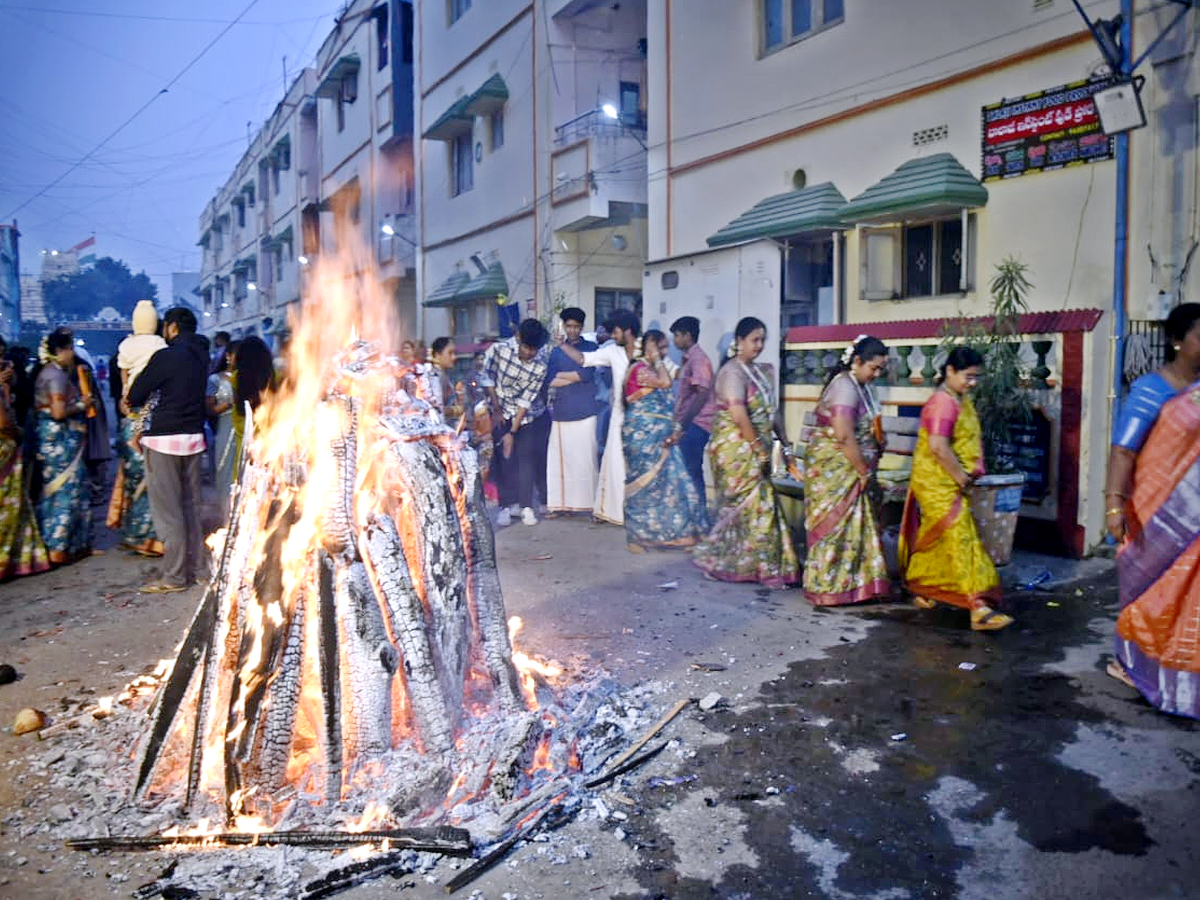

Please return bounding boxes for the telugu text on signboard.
[981,78,1114,182]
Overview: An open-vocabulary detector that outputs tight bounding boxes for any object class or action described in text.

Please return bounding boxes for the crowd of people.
[4,298,1200,723]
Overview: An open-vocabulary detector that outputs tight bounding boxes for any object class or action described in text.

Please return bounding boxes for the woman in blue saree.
[34,330,96,564]
[622,330,706,551]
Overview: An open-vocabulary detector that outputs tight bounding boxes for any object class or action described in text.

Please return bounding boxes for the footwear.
[521,507,538,526]
[913,596,938,610]
[139,581,187,595]
[496,508,512,527]
[1106,658,1136,689]
[626,542,646,554]
[970,607,1014,631]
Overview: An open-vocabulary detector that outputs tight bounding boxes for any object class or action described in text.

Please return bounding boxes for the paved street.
[1,514,1197,900]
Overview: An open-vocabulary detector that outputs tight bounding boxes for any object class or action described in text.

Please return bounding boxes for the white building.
[414,0,649,354]
[197,0,416,344]
[0,223,18,342]
[645,0,1198,556]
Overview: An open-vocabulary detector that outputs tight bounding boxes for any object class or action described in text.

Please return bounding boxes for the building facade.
[645,0,1198,555]
[414,0,649,352]
[197,0,416,344]
[0,223,18,343]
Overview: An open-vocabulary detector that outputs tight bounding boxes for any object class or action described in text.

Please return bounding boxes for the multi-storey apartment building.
[644,0,1197,554]
[0,222,18,343]
[414,0,649,350]
[197,0,416,343]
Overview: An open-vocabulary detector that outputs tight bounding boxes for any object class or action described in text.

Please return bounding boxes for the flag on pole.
[78,254,96,266]
[70,235,96,253]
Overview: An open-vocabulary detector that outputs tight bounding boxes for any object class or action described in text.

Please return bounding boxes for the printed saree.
[107,414,163,555]
[35,410,92,564]
[1114,384,1200,719]
[899,391,999,609]
[622,362,706,548]
[802,372,890,605]
[693,362,799,588]
[0,428,51,579]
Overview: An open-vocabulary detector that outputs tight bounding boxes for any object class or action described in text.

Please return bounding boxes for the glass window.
[374,5,388,70]
[594,289,643,326]
[937,219,963,294]
[904,224,934,298]
[449,0,471,25]
[452,132,474,196]
[790,0,811,36]
[490,108,504,151]
[763,0,785,50]
[824,0,844,23]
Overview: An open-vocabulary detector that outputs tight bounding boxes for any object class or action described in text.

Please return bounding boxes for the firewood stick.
[590,698,691,783]
[302,851,413,899]
[444,800,565,895]
[66,827,472,855]
[583,740,668,789]
[37,709,106,740]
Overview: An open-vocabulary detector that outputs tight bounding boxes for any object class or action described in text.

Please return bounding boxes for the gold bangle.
[1105,507,1123,517]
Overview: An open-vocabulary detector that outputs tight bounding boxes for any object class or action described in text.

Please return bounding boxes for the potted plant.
[942,256,1035,565]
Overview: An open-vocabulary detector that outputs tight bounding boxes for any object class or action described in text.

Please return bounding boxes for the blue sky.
[0,0,339,301]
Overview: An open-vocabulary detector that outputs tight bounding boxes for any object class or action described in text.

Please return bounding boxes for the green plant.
[941,256,1034,473]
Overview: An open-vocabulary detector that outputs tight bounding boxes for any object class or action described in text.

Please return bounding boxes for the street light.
[381,222,396,236]
[601,103,619,120]
[1093,77,1146,135]
[298,255,309,265]
[247,282,257,291]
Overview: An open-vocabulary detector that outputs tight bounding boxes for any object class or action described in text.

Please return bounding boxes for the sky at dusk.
[0,0,341,302]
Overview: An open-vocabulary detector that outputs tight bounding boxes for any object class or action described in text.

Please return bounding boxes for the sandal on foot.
[1106,658,1136,689]
[139,581,187,595]
[912,596,937,610]
[970,607,1014,631]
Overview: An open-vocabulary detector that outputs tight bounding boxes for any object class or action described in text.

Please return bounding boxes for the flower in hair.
[840,333,870,365]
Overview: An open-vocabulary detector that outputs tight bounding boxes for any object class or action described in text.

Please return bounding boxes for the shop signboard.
[981,78,1114,182]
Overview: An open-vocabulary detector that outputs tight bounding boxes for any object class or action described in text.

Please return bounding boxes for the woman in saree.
[899,347,1009,631]
[693,317,799,588]
[207,340,238,514]
[1104,305,1200,703]
[803,335,892,605]
[108,301,167,556]
[0,359,51,579]
[622,330,706,551]
[33,329,97,564]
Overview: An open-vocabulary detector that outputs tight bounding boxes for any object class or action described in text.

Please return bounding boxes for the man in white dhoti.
[555,308,640,525]
[545,308,600,514]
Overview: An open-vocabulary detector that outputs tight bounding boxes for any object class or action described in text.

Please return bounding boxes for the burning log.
[132,341,526,825]
[66,826,472,855]
[302,851,413,900]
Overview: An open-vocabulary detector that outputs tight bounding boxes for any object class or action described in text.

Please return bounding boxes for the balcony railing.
[553,108,646,147]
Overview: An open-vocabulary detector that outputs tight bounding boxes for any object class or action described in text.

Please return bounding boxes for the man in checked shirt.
[478,318,550,527]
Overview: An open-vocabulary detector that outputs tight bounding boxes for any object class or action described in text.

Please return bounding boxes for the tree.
[41,257,157,322]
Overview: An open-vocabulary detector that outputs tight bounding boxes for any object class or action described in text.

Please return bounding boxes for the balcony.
[550,109,647,233]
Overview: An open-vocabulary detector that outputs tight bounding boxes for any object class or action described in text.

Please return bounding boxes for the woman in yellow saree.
[899,347,1009,631]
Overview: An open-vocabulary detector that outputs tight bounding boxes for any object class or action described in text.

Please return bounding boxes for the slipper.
[912,596,938,610]
[139,581,187,595]
[970,607,1014,631]
[1106,658,1137,689]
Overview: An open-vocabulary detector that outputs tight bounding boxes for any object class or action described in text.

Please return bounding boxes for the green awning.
[465,73,509,116]
[707,182,848,247]
[840,153,987,224]
[233,254,257,272]
[423,96,474,141]
[458,262,508,302]
[423,271,472,308]
[261,224,293,249]
[269,134,291,168]
[241,181,255,200]
[316,54,361,98]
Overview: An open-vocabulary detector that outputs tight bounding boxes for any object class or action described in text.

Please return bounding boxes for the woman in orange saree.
[1111,382,1200,718]
[899,347,1008,631]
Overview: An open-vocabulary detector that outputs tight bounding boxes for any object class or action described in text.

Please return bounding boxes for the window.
[234,199,246,229]
[490,108,504,151]
[374,5,388,70]
[272,163,281,195]
[453,306,471,337]
[594,288,643,325]
[449,0,471,25]
[619,81,642,128]
[451,132,474,196]
[245,185,255,207]
[861,215,974,301]
[761,0,844,54]
[336,93,346,132]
